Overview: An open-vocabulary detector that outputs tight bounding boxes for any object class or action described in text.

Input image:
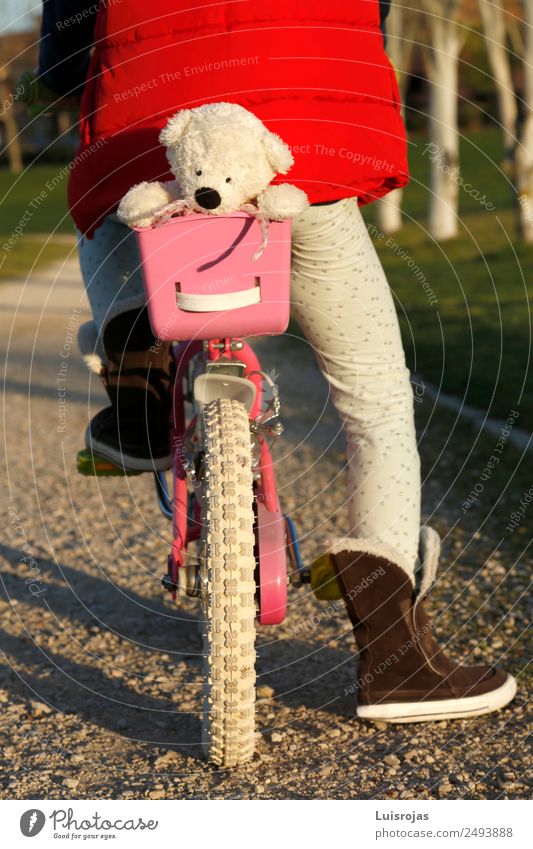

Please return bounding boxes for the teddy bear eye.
[196,169,202,176]
[225,177,232,183]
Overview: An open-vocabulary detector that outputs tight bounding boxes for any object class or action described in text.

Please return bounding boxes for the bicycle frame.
[161,334,288,625]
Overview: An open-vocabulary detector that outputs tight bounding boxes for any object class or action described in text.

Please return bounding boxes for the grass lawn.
[0,238,75,280]
[365,129,532,430]
[0,163,74,280]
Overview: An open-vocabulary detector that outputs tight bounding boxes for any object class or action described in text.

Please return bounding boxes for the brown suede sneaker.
[330,528,517,723]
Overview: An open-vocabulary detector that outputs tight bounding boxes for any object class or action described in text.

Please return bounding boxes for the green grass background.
[1,131,531,427]
[0,163,75,280]
[366,129,531,429]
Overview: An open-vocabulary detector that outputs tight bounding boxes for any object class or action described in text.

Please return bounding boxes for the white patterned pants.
[290,199,420,574]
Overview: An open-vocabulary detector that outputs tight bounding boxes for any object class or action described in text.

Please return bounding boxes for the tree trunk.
[516,0,533,242]
[375,188,404,234]
[425,7,463,241]
[478,0,518,175]
[0,75,23,174]
[56,111,72,137]
[375,5,419,234]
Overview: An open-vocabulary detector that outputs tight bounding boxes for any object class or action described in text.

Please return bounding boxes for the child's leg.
[76,215,174,470]
[291,198,420,577]
[77,214,146,341]
[291,200,516,720]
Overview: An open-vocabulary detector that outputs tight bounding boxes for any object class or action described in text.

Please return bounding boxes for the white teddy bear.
[117,102,309,228]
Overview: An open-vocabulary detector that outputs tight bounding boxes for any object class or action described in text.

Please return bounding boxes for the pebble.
[257,685,275,699]
[30,701,52,717]
[384,755,401,768]
[155,752,181,770]
[501,781,520,793]
[270,732,283,743]
[329,729,342,738]
[62,778,79,789]
[438,781,453,797]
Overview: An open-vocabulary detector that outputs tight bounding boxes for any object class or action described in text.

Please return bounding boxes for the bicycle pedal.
[76,448,143,477]
[309,552,342,601]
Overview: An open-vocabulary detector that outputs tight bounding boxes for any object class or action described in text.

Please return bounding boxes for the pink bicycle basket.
[134,213,292,341]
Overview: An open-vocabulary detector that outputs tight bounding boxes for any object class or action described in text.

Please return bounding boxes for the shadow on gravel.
[0,543,197,638]
[0,543,204,755]
[0,542,358,755]
[3,378,91,404]
[0,633,202,752]
[255,637,357,719]
[2,539,358,682]
[2,349,102,404]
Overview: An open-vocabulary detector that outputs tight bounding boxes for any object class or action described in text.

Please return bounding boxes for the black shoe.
[83,307,174,472]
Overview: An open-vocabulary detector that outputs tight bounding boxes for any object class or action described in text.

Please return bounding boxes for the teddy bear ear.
[159,110,192,147]
[261,130,294,175]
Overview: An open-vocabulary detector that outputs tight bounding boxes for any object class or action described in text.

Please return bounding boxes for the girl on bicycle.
[36,0,515,723]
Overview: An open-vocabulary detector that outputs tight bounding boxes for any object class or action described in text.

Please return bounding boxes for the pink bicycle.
[80,212,305,767]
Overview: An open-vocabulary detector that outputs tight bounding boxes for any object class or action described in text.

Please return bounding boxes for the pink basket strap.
[240,203,270,261]
[153,199,270,261]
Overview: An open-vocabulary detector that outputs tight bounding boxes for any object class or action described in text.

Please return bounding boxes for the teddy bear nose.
[195,187,221,210]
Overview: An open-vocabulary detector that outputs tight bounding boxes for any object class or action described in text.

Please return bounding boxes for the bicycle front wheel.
[200,398,256,767]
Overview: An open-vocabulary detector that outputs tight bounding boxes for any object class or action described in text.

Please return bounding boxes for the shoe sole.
[356,674,517,723]
[85,426,173,472]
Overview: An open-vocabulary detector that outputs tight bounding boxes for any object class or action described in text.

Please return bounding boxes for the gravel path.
[0,259,530,800]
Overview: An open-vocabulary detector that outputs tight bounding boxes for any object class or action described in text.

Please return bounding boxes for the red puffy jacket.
[68,0,408,236]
